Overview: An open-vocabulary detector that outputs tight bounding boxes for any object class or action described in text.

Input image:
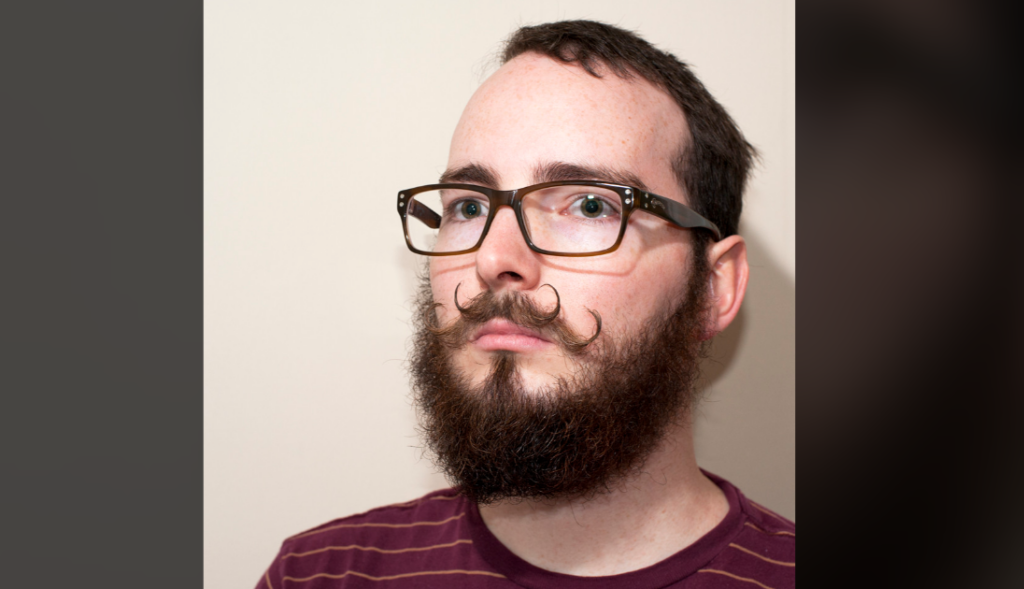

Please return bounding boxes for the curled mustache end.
[535,284,560,325]
[423,287,457,340]
[426,301,445,328]
[453,282,468,314]
[566,308,602,353]
[436,282,599,353]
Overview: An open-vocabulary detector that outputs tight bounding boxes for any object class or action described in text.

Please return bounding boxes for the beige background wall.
[205,1,794,586]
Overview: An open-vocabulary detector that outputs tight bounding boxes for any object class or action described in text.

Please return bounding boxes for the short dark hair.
[502,20,757,240]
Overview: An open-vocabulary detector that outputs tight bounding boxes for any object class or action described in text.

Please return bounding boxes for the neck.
[477,416,729,576]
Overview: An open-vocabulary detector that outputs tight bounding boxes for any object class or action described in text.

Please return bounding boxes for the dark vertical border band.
[2,2,202,587]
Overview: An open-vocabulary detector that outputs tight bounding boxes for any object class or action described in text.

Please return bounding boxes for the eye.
[447,197,488,221]
[574,194,611,219]
[460,200,483,219]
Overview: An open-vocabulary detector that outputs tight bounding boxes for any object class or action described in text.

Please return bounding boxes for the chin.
[455,348,566,391]
[513,369,564,395]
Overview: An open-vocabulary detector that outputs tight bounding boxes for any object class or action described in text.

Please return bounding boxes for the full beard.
[410,261,710,505]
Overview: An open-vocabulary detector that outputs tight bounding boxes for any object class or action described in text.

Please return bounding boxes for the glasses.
[397,181,721,257]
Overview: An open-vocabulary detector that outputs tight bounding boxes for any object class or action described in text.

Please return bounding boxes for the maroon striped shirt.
[256,471,795,588]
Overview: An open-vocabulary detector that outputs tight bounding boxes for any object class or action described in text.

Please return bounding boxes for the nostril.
[499,271,523,281]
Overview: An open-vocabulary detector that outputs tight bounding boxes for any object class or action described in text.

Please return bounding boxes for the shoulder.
[703,470,795,540]
[730,482,795,561]
[697,474,795,589]
[281,488,468,554]
[256,488,504,588]
[736,493,796,540]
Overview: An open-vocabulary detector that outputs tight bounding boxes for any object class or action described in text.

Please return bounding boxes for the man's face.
[411,53,717,502]
[432,53,699,391]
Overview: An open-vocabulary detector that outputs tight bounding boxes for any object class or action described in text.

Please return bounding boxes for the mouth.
[470,318,553,353]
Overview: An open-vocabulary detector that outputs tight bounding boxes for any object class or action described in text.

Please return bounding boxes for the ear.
[703,235,748,338]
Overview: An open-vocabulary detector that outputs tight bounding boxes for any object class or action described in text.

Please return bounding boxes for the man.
[257,20,794,588]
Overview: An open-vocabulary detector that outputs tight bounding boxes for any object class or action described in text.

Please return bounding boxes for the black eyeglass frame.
[397,180,722,257]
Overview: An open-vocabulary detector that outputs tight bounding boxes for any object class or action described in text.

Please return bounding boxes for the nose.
[474,205,542,293]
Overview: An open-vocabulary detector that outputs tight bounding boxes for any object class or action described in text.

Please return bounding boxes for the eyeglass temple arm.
[640,192,722,241]
[408,199,441,229]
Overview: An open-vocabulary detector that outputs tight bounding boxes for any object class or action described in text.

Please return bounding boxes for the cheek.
[429,257,471,323]
[575,242,691,333]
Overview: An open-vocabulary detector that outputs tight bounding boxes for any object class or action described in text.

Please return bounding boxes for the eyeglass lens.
[405,185,623,254]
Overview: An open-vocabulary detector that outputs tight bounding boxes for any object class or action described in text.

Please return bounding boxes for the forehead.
[448,53,688,191]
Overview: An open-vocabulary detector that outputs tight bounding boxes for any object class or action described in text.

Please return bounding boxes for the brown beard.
[410,258,711,505]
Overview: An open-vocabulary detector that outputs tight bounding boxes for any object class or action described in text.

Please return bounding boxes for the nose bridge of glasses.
[479,188,530,248]
[489,188,518,211]
[485,189,521,230]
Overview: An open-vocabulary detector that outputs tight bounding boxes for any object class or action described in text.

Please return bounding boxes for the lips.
[470,319,552,352]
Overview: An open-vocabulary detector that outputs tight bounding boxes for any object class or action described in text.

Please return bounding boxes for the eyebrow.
[438,163,500,187]
[533,162,650,192]
[439,161,650,192]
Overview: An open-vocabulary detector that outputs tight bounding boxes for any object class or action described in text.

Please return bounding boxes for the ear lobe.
[703,235,748,338]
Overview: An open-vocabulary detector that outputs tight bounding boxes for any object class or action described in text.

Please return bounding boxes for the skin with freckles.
[428,52,750,576]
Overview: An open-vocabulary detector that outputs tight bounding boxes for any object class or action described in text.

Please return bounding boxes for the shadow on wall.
[695,225,796,521]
